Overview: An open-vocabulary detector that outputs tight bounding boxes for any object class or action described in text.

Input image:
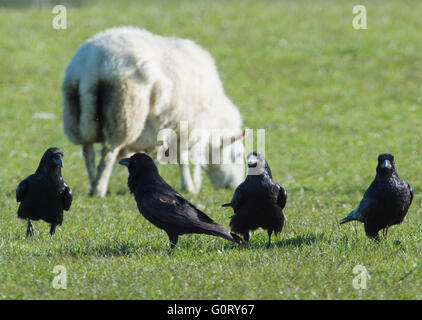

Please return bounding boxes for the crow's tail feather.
[214,230,242,244]
[204,223,242,244]
[229,232,243,244]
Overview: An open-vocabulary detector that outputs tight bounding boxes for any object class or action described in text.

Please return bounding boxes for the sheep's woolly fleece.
[62,26,244,196]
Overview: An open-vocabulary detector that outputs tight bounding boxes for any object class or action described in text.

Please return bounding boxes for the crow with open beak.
[340,153,413,241]
[222,152,287,248]
[16,147,72,236]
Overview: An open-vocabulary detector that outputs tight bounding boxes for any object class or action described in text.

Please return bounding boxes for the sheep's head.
[203,133,245,189]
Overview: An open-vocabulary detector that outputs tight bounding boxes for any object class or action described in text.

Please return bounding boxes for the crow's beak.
[381,159,392,170]
[54,156,63,168]
[118,158,131,167]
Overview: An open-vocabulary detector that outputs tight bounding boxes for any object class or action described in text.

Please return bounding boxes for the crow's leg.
[50,224,56,236]
[243,232,250,249]
[167,232,179,249]
[367,232,380,243]
[267,230,272,248]
[365,223,380,243]
[26,219,34,237]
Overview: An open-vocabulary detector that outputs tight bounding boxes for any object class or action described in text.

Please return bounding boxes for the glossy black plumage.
[119,153,242,249]
[16,147,72,236]
[222,152,287,248]
[340,153,413,241]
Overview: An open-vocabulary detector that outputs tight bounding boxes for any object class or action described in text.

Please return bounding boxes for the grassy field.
[0,0,421,299]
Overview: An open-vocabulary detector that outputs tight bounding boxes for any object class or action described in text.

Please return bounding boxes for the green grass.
[0,0,421,299]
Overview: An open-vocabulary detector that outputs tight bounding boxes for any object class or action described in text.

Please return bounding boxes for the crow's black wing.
[62,181,72,211]
[358,179,382,219]
[173,192,217,225]
[355,195,377,220]
[276,182,287,210]
[16,179,29,202]
[140,190,217,229]
[222,183,245,210]
[404,180,413,207]
[340,192,378,224]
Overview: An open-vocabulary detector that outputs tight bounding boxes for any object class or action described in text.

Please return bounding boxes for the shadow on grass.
[273,232,325,249]
[0,0,85,8]
[176,232,326,251]
[174,239,244,253]
[7,228,325,256]
[175,232,326,251]
[57,239,164,258]
[57,239,244,257]
[115,188,129,196]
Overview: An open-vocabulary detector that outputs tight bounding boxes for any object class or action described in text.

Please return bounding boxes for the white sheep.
[62,26,245,197]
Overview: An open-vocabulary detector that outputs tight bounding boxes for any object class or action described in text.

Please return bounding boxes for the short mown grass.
[0,0,421,299]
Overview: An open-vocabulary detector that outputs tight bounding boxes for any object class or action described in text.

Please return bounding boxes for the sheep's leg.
[180,163,197,194]
[91,145,120,197]
[383,227,389,238]
[190,142,204,193]
[192,164,202,193]
[118,147,135,160]
[179,146,197,193]
[83,144,96,191]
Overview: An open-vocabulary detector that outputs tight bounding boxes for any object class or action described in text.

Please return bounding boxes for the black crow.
[340,153,413,241]
[16,147,72,236]
[222,152,287,248]
[118,153,242,249]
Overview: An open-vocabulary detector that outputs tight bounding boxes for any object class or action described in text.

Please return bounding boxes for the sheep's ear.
[235,129,246,141]
[220,129,246,146]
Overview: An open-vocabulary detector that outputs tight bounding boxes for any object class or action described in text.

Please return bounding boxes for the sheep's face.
[204,140,245,189]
